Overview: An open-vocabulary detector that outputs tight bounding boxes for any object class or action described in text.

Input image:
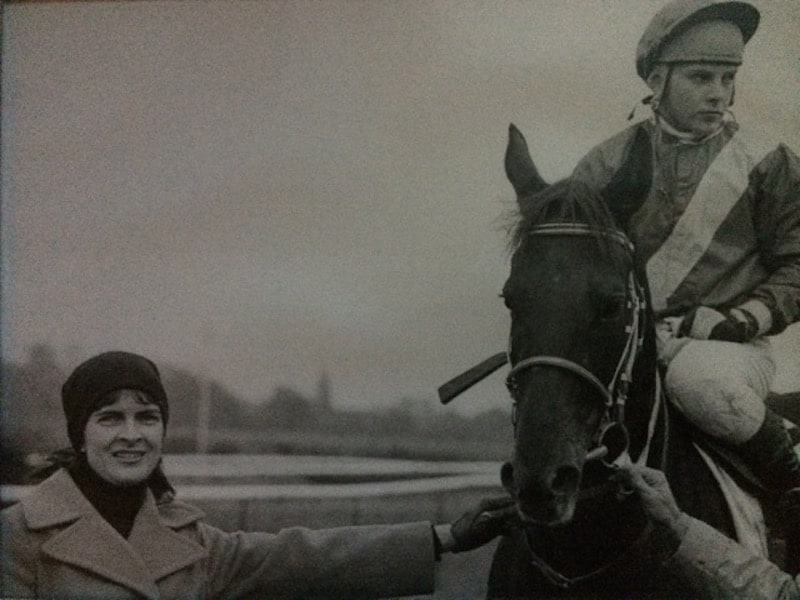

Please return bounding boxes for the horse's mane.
[508,178,624,264]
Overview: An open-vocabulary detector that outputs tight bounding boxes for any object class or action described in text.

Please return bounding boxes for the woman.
[1,351,515,599]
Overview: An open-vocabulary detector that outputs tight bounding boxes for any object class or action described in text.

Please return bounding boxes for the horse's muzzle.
[500,461,581,525]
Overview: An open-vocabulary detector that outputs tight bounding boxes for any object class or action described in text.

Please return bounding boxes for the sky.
[2,0,798,415]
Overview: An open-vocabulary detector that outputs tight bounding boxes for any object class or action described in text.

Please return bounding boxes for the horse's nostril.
[551,466,580,495]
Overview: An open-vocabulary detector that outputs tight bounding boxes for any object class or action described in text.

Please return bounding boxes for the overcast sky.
[2,0,798,415]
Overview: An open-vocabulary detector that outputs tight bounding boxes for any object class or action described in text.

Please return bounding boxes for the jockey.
[570,0,800,547]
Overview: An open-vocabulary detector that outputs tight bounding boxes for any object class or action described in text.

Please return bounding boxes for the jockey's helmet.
[636,0,759,80]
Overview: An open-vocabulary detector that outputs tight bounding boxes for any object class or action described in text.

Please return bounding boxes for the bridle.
[506,222,660,590]
[435,221,664,591]
[505,223,647,468]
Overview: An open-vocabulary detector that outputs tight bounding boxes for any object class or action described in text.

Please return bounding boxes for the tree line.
[1,344,512,483]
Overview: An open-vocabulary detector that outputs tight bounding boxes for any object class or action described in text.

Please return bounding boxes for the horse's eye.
[598,295,626,322]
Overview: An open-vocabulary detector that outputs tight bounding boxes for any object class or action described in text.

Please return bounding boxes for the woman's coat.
[1,469,436,599]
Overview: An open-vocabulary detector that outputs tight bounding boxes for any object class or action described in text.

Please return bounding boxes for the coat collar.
[22,469,207,600]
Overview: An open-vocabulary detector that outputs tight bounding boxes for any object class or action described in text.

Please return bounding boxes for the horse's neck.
[662,405,740,539]
[626,325,660,464]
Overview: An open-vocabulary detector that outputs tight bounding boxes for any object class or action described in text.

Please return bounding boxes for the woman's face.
[83,389,164,486]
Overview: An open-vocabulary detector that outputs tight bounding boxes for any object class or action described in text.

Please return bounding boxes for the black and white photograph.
[1,1,799,597]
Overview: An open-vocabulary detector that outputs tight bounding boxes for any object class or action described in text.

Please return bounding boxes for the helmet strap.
[629,64,671,122]
[649,64,672,116]
[627,94,653,121]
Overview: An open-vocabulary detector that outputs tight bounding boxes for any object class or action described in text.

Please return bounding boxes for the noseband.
[505,223,646,467]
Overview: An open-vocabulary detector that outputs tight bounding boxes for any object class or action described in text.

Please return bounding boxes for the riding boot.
[784,488,800,576]
[738,409,800,493]
[737,408,800,575]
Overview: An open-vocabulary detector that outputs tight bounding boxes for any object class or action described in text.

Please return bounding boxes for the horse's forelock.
[509,179,624,263]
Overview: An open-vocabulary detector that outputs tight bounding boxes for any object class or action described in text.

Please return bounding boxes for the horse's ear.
[505,124,548,203]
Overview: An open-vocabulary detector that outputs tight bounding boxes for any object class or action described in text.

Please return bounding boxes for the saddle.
[688,390,800,572]
[689,391,800,495]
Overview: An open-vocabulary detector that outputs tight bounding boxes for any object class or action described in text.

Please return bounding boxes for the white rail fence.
[2,454,506,533]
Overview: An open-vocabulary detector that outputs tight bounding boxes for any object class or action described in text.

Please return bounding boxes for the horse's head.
[500,125,647,526]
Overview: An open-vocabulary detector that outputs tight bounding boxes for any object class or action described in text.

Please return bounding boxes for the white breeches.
[661,337,776,444]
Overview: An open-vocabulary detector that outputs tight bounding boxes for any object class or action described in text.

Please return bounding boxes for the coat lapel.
[23,470,206,599]
[41,514,161,600]
[128,493,208,581]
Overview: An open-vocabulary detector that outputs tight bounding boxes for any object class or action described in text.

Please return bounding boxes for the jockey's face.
[656,63,738,138]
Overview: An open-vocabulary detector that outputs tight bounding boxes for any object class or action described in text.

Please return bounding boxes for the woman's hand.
[611,464,690,541]
[435,495,518,553]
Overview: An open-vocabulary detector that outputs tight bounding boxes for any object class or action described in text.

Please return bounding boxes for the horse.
[442,124,773,598]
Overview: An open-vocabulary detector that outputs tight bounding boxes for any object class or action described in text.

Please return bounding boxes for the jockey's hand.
[679,305,758,343]
[436,495,518,553]
[611,464,689,547]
